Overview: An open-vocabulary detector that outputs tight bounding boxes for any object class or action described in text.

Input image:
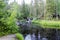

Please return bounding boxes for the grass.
[32,20,60,29]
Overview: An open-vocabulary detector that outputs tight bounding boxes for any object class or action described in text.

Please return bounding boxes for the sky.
[8,0,46,5]
[8,0,31,4]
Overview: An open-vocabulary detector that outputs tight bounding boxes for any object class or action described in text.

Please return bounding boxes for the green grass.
[16,33,24,40]
[32,20,60,29]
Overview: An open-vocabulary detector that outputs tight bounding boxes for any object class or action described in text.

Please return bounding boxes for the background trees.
[1,0,60,36]
[46,0,55,20]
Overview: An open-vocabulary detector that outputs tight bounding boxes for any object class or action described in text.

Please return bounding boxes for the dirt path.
[0,34,18,40]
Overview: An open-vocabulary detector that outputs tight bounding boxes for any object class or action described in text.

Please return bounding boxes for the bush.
[16,33,24,40]
[0,10,19,36]
[0,0,19,36]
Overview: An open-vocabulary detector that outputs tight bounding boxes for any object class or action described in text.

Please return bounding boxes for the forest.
[0,0,60,40]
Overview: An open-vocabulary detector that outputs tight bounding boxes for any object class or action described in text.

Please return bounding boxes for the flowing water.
[16,19,60,40]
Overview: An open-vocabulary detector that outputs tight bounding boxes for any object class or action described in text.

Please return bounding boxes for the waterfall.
[31,33,36,40]
[42,38,48,40]
[24,33,42,40]
[38,33,41,40]
[25,34,31,40]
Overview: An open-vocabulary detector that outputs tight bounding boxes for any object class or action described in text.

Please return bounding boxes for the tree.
[20,0,30,19]
[46,0,56,20]
[6,1,19,33]
[31,0,45,19]
[55,0,60,15]
[46,0,60,20]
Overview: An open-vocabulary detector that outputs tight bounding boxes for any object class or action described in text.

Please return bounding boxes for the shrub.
[16,33,24,40]
[0,0,19,36]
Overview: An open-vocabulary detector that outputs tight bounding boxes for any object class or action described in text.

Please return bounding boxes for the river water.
[16,19,60,40]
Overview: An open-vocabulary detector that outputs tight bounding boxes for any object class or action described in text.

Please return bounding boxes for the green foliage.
[56,0,60,14]
[0,0,8,36]
[6,10,19,33]
[20,4,30,18]
[0,0,19,36]
[5,2,19,33]
[0,0,6,9]
[32,20,60,29]
[46,0,60,20]
[46,0,55,13]
[16,33,24,40]
[46,0,56,19]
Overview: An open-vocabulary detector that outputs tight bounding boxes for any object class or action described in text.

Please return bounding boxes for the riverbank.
[32,20,60,29]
